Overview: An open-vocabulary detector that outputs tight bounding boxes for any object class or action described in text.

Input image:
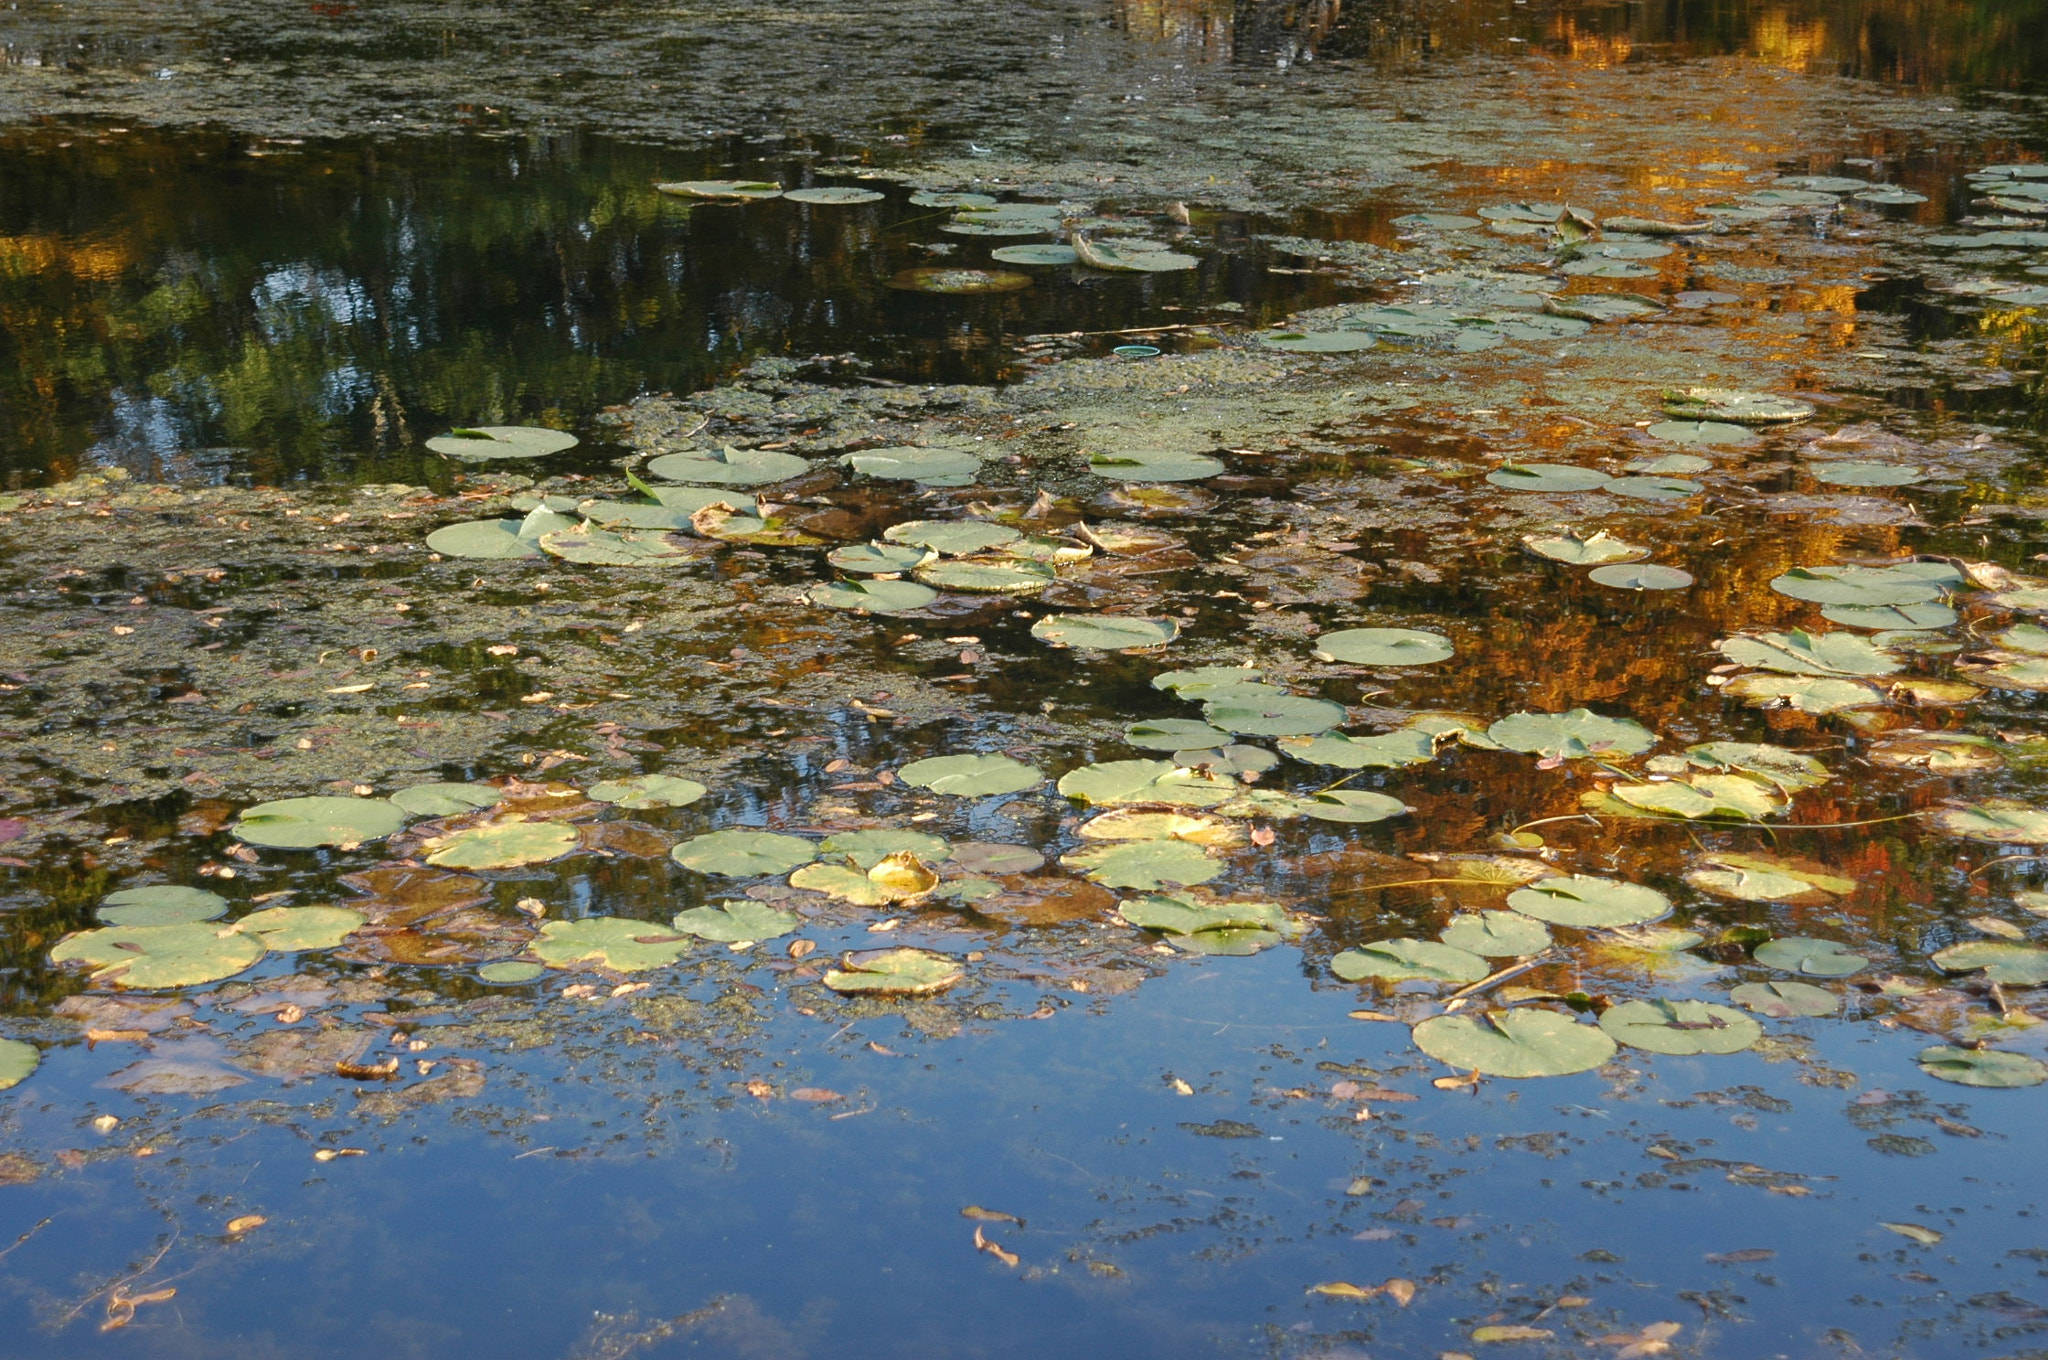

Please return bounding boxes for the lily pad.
[1822,601,1957,631]
[1589,563,1694,590]
[1119,895,1295,954]
[671,902,800,943]
[1916,1045,2048,1088]
[917,560,1057,594]
[1599,999,1761,1055]
[1685,851,1851,902]
[908,191,997,209]
[1057,759,1235,808]
[1061,839,1219,890]
[1754,936,1868,977]
[788,862,891,906]
[645,445,810,487]
[1523,530,1648,565]
[389,783,505,817]
[1594,774,1783,821]
[809,579,939,614]
[1730,980,1840,1017]
[887,267,1032,293]
[1488,709,1656,760]
[0,1038,37,1091]
[426,519,544,559]
[1153,666,1265,696]
[1122,719,1230,752]
[425,821,579,870]
[1662,388,1814,424]
[1333,938,1489,983]
[1087,450,1227,482]
[540,525,701,565]
[897,753,1043,796]
[1487,463,1610,493]
[990,243,1079,265]
[826,542,935,574]
[1720,673,1884,712]
[1202,693,1346,737]
[816,829,949,870]
[478,961,545,983]
[232,796,406,850]
[1769,564,1956,608]
[99,886,229,927]
[50,923,266,989]
[1313,628,1454,666]
[822,948,965,994]
[784,185,884,205]
[656,180,782,200]
[1508,875,1670,928]
[1411,1010,1618,1078]
[1032,614,1180,650]
[1811,461,1925,487]
[1928,799,2048,843]
[842,446,982,486]
[1441,911,1551,957]
[882,521,1021,556]
[234,905,365,951]
[1076,811,1241,846]
[1645,420,1755,445]
[1260,330,1376,354]
[1718,630,1902,677]
[426,426,579,461]
[533,918,692,972]
[670,829,817,876]
[1867,732,2001,774]
[1071,237,1197,272]
[1930,941,2048,985]
[589,774,707,810]
[1277,730,1437,769]
[1603,476,1701,501]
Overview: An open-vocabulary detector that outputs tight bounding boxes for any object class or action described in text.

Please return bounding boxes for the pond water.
[4,1,2048,1357]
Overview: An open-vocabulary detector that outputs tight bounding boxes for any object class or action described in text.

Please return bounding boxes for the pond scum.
[9,7,2048,1358]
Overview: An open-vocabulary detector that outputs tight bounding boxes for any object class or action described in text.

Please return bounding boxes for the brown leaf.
[334,1058,400,1081]
[961,1205,1023,1226]
[973,1224,1020,1268]
[225,1215,267,1234]
[1307,1281,1380,1300]
[1382,1278,1417,1306]
[84,1028,150,1046]
[1705,1247,1775,1263]
[790,1087,843,1103]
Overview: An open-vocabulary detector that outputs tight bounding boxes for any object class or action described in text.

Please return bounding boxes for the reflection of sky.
[87,389,193,475]
[251,262,375,337]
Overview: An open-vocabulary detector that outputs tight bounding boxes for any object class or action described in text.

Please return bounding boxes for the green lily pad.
[1032,615,1180,650]
[1595,774,1783,821]
[1488,709,1657,760]
[1645,420,1756,445]
[1061,839,1218,890]
[897,753,1043,796]
[425,821,579,870]
[1719,629,1902,677]
[671,830,818,876]
[1119,894,1294,954]
[842,446,982,485]
[1769,564,1956,608]
[1811,461,1925,487]
[1441,911,1551,957]
[1286,790,1410,824]
[1546,294,1662,322]
[823,947,965,994]
[425,519,544,559]
[908,191,997,209]
[533,918,692,971]
[1916,1045,2048,1088]
[808,579,940,614]
[1589,563,1694,590]
[1087,449,1227,482]
[1599,999,1761,1055]
[1411,1009,1618,1078]
[1931,941,2048,985]
[1487,463,1610,493]
[1929,799,2048,843]
[817,829,950,869]
[1057,759,1236,808]
[1523,530,1648,565]
[787,862,891,905]
[826,542,935,574]
[1603,476,1701,501]
[1853,188,1926,205]
[1676,741,1833,791]
[671,901,800,943]
[233,796,406,850]
[50,923,266,989]
[645,445,810,486]
[1125,718,1236,751]
[1662,388,1814,424]
[1868,732,2002,774]
[388,783,505,817]
[785,185,885,205]
[888,267,1033,293]
[991,243,1080,265]
[1072,237,1198,272]
[1561,258,1659,278]
[479,961,545,984]
[1822,601,1957,631]
[1259,330,1376,354]
[235,905,365,951]
[1687,862,1843,904]
[575,501,695,531]
[1171,745,1275,777]
[1277,730,1437,769]
[1313,628,1454,666]
[539,525,701,565]
[1333,938,1489,983]
[426,426,579,461]
[882,521,1021,556]
[917,560,1058,594]
[1719,673,1884,712]
[589,774,707,810]
[1202,694,1346,738]
[656,180,782,200]
[1754,936,1868,976]
[1730,980,1840,1017]
[99,886,229,927]
[0,1038,38,1091]
[1507,875,1670,928]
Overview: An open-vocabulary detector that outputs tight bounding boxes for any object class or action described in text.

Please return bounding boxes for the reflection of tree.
[1114,0,1345,64]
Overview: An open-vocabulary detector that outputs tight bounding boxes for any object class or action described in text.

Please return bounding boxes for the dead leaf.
[961,1205,1024,1226]
[1880,1221,1943,1246]
[1705,1248,1774,1263]
[790,1087,843,1103]
[225,1215,266,1234]
[1382,1278,1417,1307]
[84,1028,150,1045]
[1308,1281,1381,1300]
[334,1058,400,1082]
[973,1224,1019,1268]
[313,1148,367,1162]
[1433,1070,1482,1091]
[101,1286,175,1332]
[1472,1324,1554,1342]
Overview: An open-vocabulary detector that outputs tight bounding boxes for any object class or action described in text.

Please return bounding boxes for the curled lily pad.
[233,797,406,850]
[671,829,817,876]
[234,905,364,951]
[1203,694,1346,737]
[99,886,229,927]
[917,560,1057,594]
[1278,730,1437,770]
[589,774,707,810]
[1488,709,1656,760]
[827,542,934,574]
[533,918,692,971]
[426,426,578,461]
[1678,742,1827,792]
[1599,999,1761,1055]
[1313,628,1454,666]
[1718,630,1902,677]
[1928,800,2048,843]
[425,821,579,870]
[809,580,939,614]
[1033,615,1179,650]
[50,923,265,989]
[1662,389,1813,424]
[898,753,1043,796]
[671,902,800,943]
[784,185,884,205]
[883,521,1021,556]
[1730,980,1840,1017]
[389,783,505,817]
[817,829,949,870]
[656,179,781,200]
[1061,839,1218,890]
[1333,938,1488,983]
[1930,941,2048,985]
[1442,911,1551,957]
[646,445,809,487]
[788,862,891,905]
[1754,936,1867,977]
[823,948,964,994]
[1523,530,1647,565]
[888,267,1032,293]
[1916,1045,2048,1088]
[1686,851,1851,903]
[1508,875,1669,928]
[0,1038,37,1091]
[1487,463,1610,492]
[1411,1010,1618,1078]
[1594,774,1782,820]
[1589,563,1694,590]
[1057,759,1235,808]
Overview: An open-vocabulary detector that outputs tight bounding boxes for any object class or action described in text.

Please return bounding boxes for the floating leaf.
[423,821,578,870]
[1124,718,1234,751]
[1719,673,1883,712]
[1823,601,1956,631]
[426,519,544,559]
[1412,1009,1618,1078]
[1278,730,1437,770]
[1313,628,1454,666]
[1119,895,1295,954]
[1686,852,1851,903]
[671,829,817,876]
[1057,759,1236,808]
[1598,999,1761,1055]
[1769,564,1954,608]
[868,851,941,900]
[1202,694,1346,737]
[539,524,701,565]
[479,961,545,983]
[990,243,1079,265]
[1810,461,1925,487]
[784,185,884,205]
[1259,330,1375,354]
[1032,614,1180,650]
[1076,811,1243,846]
[232,797,406,850]
[645,445,810,486]
[907,191,996,209]
[50,924,266,989]
[808,579,939,614]
[1603,476,1701,501]
[1441,911,1551,956]
[1681,741,1832,791]
[1487,463,1610,492]
[1730,980,1839,1017]
[1930,941,2048,985]
[235,906,364,951]
[883,521,1021,556]
[1915,1045,2047,1088]
[1754,936,1868,977]
[1719,630,1902,677]
[1522,530,1648,565]
[1287,790,1410,824]
[1595,774,1783,821]
[1928,799,2048,843]
[0,1038,38,1091]
[99,886,229,928]
[1071,236,1197,272]
[823,948,964,994]
[788,862,891,906]
[888,267,1033,293]
[671,902,800,943]
[842,446,981,486]
[533,918,691,971]
[816,829,950,870]
[1507,876,1669,928]
[1645,420,1755,444]
[425,426,578,461]
[826,542,935,574]
[1488,709,1656,760]
[1662,388,1813,424]
[918,560,1057,594]
[1061,839,1219,890]
[589,774,707,810]
[1333,938,1489,983]
[656,179,782,200]
[1866,732,2001,774]
[897,753,1043,796]
[1589,563,1694,590]
[1153,666,1263,696]
[1087,449,1226,481]
[389,783,504,817]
